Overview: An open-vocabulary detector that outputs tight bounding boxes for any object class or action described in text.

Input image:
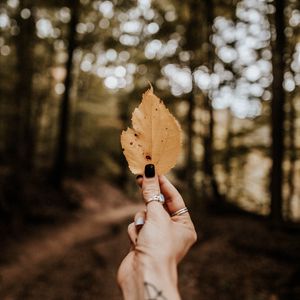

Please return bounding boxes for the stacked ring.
[171,207,189,217]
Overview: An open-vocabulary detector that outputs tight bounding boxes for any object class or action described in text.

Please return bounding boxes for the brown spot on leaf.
[146,155,151,160]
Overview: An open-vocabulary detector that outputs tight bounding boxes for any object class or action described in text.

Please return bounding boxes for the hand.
[117,164,197,300]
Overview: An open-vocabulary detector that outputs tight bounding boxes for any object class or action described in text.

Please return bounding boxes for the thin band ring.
[145,193,165,205]
[171,207,189,217]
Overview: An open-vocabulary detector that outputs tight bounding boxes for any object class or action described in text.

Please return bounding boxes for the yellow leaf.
[121,86,182,175]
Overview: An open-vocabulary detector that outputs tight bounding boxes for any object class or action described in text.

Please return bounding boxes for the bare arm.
[118,165,197,300]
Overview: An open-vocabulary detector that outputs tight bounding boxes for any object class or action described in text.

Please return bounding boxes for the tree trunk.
[287,92,296,219]
[270,0,286,224]
[186,92,196,193]
[10,0,35,172]
[2,0,36,228]
[184,0,201,197]
[202,0,222,201]
[52,0,79,188]
[224,108,233,195]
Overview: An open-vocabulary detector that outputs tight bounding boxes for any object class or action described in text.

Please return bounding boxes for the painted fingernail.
[135,217,145,226]
[145,164,155,178]
[136,175,143,180]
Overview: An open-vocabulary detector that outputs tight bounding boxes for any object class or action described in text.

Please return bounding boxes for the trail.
[0,179,143,299]
[1,179,299,300]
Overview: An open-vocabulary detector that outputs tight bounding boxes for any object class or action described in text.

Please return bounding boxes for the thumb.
[142,164,165,218]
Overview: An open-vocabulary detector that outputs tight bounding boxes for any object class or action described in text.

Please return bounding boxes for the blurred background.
[0,0,300,299]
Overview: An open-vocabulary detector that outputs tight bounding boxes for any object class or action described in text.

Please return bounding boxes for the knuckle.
[142,189,150,199]
[142,185,159,198]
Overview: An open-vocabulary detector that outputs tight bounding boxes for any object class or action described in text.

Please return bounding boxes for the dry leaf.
[121,86,182,175]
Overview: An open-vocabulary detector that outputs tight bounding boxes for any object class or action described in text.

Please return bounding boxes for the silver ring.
[146,193,165,205]
[171,207,189,217]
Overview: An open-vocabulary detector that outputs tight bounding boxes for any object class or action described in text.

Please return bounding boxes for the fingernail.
[135,217,145,226]
[136,175,143,180]
[145,164,155,178]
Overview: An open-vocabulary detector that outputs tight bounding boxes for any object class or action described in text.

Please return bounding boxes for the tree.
[202,0,222,201]
[287,90,296,219]
[270,0,286,224]
[9,0,35,172]
[5,0,36,227]
[52,0,80,187]
[183,0,202,197]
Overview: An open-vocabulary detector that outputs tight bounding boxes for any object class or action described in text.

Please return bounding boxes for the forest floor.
[0,178,300,300]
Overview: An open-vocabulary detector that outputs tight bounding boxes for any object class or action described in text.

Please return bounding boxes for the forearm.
[120,254,181,300]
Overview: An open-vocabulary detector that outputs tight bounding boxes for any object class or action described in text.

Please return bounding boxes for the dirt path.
[1,179,299,300]
[0,179,143,299]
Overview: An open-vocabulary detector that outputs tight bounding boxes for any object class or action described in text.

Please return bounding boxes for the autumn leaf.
[121,86,182,175]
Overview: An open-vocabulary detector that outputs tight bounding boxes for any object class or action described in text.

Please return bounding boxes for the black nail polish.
[145,164,155,178]
[136,175,143,179]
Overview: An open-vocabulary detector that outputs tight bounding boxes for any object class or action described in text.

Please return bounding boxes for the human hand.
[117,164,197,300]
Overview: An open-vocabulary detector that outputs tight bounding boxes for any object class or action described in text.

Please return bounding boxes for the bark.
[10,0,35,171]
[287,92,296,219]
[270,0,286,224]
[184,0,201,195]
[202,0,222,201]
[224,108,233,195]
[52,0,79,187]
[186,91,196,192]
[1,0,36,226]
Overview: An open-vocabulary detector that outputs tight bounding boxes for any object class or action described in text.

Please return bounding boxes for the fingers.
[127,210,146,248]
[142,164,167,218]
[127,222,137,246]
[137,166,187,218]
[134,210,146,228]
[158,175,186,214]
[136,175,143,188]
[142,175,160,202]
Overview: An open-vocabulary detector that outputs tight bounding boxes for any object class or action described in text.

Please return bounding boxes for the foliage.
[0,0,299,222]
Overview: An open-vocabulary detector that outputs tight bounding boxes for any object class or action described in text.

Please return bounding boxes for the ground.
[0,179,299,300]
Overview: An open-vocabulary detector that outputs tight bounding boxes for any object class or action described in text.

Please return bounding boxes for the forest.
[0,0,300,299]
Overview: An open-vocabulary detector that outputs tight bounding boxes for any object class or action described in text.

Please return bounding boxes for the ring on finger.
[145,193,165,205]
[171,207,189,217]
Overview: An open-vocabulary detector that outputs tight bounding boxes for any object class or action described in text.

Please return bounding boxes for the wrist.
[138,254,180,300]
[118,255,143,300]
